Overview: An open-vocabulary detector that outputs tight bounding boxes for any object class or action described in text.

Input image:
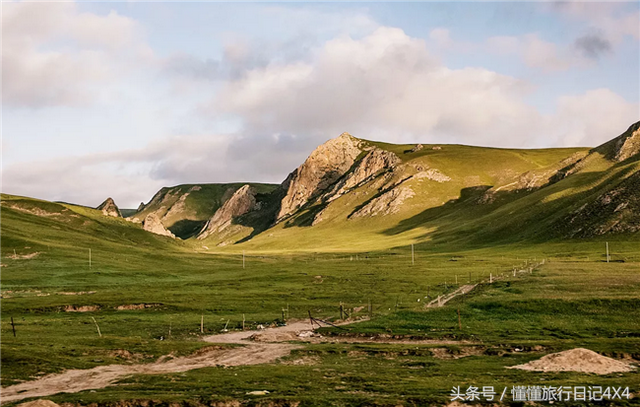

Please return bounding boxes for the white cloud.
[1,135,229,207]
[545,89,640,147]
[1,2,151,108]
[213,27,539,146]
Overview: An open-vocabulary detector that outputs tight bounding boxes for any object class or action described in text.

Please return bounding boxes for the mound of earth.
[509,348,636,374]
[17,400,61,407]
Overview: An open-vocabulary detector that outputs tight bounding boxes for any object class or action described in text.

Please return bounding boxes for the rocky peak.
[198,185,258,239]
[594,121,640,162]
[276,133,363,220]
[142,213,175,238]
[136,202,145,212]
[96,197,122,218]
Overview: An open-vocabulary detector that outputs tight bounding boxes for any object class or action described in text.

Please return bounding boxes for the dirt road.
[1,324,304,404]
[1,320,474,404]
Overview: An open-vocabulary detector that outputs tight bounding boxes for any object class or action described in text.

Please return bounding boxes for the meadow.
[2,230,639,405]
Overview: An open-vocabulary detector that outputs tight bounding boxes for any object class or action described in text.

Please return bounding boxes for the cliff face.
[198,185,258,240]
[96,198,122,218]
[276,133,363,221]
[142,213,175,238]
[322,147,401,203]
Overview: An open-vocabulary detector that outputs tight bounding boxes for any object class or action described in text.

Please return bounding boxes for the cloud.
[574,32,612,59]
[1,2,150,108]
[545,88,640,147]
[0,133,304,208]
[213,27,538,147]
[553,2,640,43]
[487,33,590,72]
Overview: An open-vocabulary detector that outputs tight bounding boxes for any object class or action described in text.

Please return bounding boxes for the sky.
[2,1,639,208]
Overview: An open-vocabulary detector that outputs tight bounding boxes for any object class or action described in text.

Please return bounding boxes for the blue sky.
[2,1,639,208]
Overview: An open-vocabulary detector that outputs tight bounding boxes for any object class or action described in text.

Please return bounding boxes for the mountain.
[2,121,638,252]
[192,121,639,250]
[128,183,278,239]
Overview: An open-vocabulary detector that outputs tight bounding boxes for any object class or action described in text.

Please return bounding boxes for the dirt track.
[0,324,303,404]
[1,320,475,403]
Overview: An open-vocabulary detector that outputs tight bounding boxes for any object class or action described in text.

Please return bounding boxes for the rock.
[562,170,640,237]
[163,191,190,220]
[96,197,122,218]
[323,148,401,203]
[410,144,423,153]
[414,169,451,183]
[351,185,415,218]
[198,185,258,239]
[137,202,145,211]
[613,122,640,161]
[277,133,363,220]
[142,213,175,238]
[593,121,640,162]
[432,146,442,150]
[246,390,270,396]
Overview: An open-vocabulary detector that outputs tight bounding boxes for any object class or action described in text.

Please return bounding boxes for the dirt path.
[1,324,304,404]
[1,321,474,403]
[426,284,476,308]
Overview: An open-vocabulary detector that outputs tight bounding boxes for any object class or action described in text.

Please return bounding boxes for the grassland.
[2,194,639,405]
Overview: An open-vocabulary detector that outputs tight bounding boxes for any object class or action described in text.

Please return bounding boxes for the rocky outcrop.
[136,202,145,212]
[142,213,175,238]
[323,148,401,203]
[414,169,451,183]
[277,133,363,220]
[96,198,122,218]
[351,185,415,218]
[163,192,190,220]
[613,122,640,162]
[593,121,640,162]
[198,185,258,239]
[562,169,640,237]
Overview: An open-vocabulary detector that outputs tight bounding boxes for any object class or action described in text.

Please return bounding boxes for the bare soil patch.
[509,348,637,374]
[7,252,41,260]
[115,303,162,310]
[430,346,485,360]
[17,400,61,407]
[63,305,100,312]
